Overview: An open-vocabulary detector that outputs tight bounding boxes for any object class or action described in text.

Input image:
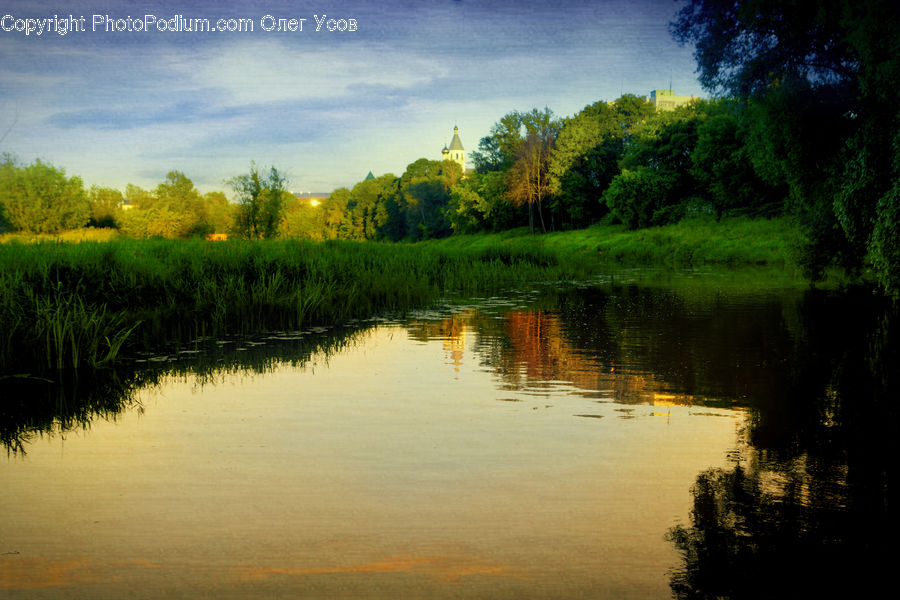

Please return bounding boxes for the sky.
[0,0,706,195]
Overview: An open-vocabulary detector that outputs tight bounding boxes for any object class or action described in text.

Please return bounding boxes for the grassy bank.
[424,216,799,270]
[0,238,580,375]
[0,217,808,376]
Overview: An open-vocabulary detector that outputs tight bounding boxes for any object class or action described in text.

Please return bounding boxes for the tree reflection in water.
[667,289,898,598]
[0,324,369,455]
[4,278,896,597]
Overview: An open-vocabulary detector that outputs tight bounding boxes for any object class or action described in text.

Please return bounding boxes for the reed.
[0,237,575,376]
[0,218,806,376]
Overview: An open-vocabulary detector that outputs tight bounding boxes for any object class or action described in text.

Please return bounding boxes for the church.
[441,126,465,173]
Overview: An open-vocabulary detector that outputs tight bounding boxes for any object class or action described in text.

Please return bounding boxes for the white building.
[441,126,465,172]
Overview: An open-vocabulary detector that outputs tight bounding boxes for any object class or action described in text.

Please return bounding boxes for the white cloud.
[174,39,451,105]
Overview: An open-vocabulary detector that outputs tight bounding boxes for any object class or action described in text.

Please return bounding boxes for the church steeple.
[442,126,465,173]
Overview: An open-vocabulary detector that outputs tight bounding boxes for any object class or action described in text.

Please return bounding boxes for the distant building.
[650,89,699,112]
[364,171,375,181]
[441,126,465,173]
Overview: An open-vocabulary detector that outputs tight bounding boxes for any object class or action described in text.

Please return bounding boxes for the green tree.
[602,167,678,229]
[447,170,520,233]
[229,163,287,240]
[153,171,206,238]
[616,105,704,225]
[447,176,491,234]
[690,102,781,218]
[504,108,559,233]
[398,159,461,240]
[469,136,506,173]
[672,0,900,290]
[87,186,124,228]
[547,96,656,229]
[116,184,155,238]
[342,174,401,240]
[201,191,233,234]
[0,157,89,233]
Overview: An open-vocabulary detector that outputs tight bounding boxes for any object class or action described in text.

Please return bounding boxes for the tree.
[671,0,900,290]
[229,163,287,240]
[87,186,124,228]
[447,177,491,234]
[690,102,781,218]
[0,157,89,233]
[469,136,506,173]
[397,159,460,240]
[547,96,656,229]
[504,108,559,233]
[341,174,401,240]
[153,170,206,237]
[602,167,678,229]
[201,191,234,234]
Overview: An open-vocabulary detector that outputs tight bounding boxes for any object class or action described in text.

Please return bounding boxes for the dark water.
[1,274,897,598]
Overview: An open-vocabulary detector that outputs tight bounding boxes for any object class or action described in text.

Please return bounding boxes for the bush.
[602,167,678,229]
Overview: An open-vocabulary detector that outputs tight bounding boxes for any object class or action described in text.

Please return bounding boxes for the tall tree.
[505,108,559,233]
[398,159,460,240]
[672,0,900,292]
[152,170,206,237]
[229,163,287,240]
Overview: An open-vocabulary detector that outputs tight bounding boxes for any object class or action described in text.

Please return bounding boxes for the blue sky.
[0,0,705,195]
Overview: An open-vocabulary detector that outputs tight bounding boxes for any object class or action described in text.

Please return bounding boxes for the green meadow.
[0,216,806,377]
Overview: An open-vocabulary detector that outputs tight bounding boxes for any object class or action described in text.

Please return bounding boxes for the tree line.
[0,157,286,241]
[1,0,897,295]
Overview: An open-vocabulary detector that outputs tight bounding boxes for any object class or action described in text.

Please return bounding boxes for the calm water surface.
[2,275,896,598]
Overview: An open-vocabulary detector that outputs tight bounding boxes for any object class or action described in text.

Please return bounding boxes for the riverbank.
[423,216,799,270]
[0,237,578,375]
[0,216,812,376]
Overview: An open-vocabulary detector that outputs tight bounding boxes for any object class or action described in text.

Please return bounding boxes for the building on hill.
[650,89,699,111]
[441,126,465,173]
[364,171,375,181]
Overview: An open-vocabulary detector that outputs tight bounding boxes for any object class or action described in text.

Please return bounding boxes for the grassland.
[424,216,800,270]
[0,216,805,377]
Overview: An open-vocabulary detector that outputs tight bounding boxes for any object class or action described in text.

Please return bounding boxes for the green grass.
[0,237,582,375]
[426,216,799,270]
[0,217,810,376]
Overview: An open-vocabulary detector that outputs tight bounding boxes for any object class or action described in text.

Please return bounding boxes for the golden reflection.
[0,556,162,588]
[406,308,726,406]
[231,554,519,584]
[0,557,92,588]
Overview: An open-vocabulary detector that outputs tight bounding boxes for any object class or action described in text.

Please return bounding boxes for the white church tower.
[441,126,465,173]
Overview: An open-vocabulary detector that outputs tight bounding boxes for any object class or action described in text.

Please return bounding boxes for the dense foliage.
[672,0,900,294]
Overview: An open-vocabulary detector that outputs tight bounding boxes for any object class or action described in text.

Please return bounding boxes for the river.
[1,271,896,598]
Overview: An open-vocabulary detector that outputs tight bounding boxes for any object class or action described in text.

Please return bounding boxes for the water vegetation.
[0,235,571,377]
[0,215,817,381]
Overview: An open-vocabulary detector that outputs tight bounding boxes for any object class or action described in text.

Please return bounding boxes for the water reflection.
[0,324,370,455]
[2,278,896,598]
[408,283,804,410]
[666,289,898,598]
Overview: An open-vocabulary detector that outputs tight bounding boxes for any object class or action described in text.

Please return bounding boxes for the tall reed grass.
[0,217,802,376]
[0,238,580,375]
